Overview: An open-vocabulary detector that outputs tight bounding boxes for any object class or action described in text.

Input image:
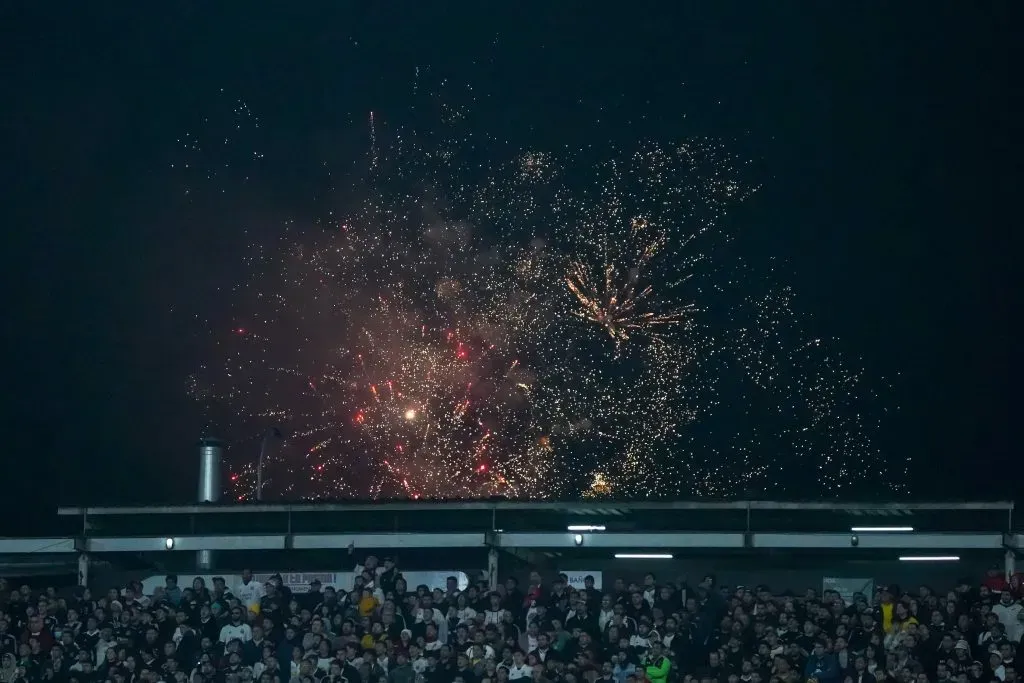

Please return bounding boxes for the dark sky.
[1,3,1018,525]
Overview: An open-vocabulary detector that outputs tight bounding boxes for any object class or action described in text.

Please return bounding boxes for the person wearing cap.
[987,651,1007,681]
[951,638,971,670]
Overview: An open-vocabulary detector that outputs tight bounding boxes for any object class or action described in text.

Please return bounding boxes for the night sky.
[1,3,1018,526]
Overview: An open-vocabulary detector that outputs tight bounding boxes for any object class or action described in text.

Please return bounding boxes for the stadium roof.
[54,500,1016,536]
[0,500,1013,557]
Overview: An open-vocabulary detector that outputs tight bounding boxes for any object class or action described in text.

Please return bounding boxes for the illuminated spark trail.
[565,259,695,347]
[182,76,900,501]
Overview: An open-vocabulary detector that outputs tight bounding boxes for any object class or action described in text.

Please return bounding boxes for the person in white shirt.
[598,595,615,632]
[466,642,496,661]
[219,607,253,644]
[415,599,446,631]
[95,635,115,667]
[506,651,532,680]
[172,622,194,648]
[986,652,1006,682]
[520,622,539,655]
[993,592,1023,643]
[409,644,428,674]
[483,593,504,626]
[451,594,478,626]
[642,574,657,608]
[235,568,265,614]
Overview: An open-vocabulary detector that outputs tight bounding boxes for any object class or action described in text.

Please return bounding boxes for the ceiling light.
[899,555,959,562]
[614,553,673,559]
[567,525,606,532]
[851,526,914,532]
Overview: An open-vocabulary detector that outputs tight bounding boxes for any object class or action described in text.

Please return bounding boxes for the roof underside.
[54,501,1015,536]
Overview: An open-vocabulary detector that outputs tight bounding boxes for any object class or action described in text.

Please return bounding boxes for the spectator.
[3,562,1023,683]
[236,568,266,615]
[164,574,182,606]
[219,606,253,644]
[994,592,1023,644]
[644,640,671,683]
[805,640,840,683]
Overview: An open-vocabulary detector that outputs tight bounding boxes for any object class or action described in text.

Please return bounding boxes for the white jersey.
[454,607,478,625]
[235,580,265,611]
[466,644,495,660]
[993,602,1023,642]
[507,664,532,680]
[219,622,252,643]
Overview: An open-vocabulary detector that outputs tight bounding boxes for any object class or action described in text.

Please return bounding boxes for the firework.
[564,216,694,348]
[183,77,898,500]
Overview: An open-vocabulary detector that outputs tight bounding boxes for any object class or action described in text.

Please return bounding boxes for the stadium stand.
[1,545,1022,683]
[0,494,1019,683]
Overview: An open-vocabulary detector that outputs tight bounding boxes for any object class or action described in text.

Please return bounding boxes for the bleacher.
[0,500,1020,682]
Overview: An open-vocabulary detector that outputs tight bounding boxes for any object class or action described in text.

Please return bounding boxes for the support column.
[1006,548,1017,580]
[77,553,90,588]
[488,548,499,591]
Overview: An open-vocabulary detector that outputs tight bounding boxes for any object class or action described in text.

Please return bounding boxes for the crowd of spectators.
[1,556,1022,683]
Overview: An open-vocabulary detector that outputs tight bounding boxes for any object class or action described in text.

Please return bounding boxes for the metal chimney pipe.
[197,438,223,503]
[196,437,223,571]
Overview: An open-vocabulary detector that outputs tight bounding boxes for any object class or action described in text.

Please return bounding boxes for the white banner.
[822,577,873,606]
[562,571,602,590]
[142,570,469,596]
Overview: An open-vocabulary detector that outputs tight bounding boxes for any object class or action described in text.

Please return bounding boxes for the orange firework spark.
[565,218,694,346]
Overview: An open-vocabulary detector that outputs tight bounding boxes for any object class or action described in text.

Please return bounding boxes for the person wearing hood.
[0,654,20,683]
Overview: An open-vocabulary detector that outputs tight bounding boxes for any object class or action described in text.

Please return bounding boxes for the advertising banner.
[822,576,874,605]
[561,571,602,590]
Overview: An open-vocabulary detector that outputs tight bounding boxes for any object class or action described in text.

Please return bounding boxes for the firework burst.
[182,77,898,500]
[564,216,695,349]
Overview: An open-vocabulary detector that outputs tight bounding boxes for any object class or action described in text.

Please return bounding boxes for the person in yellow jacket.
[878,587,895,632]
[358,587,380,617]
[644,642,671,683]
